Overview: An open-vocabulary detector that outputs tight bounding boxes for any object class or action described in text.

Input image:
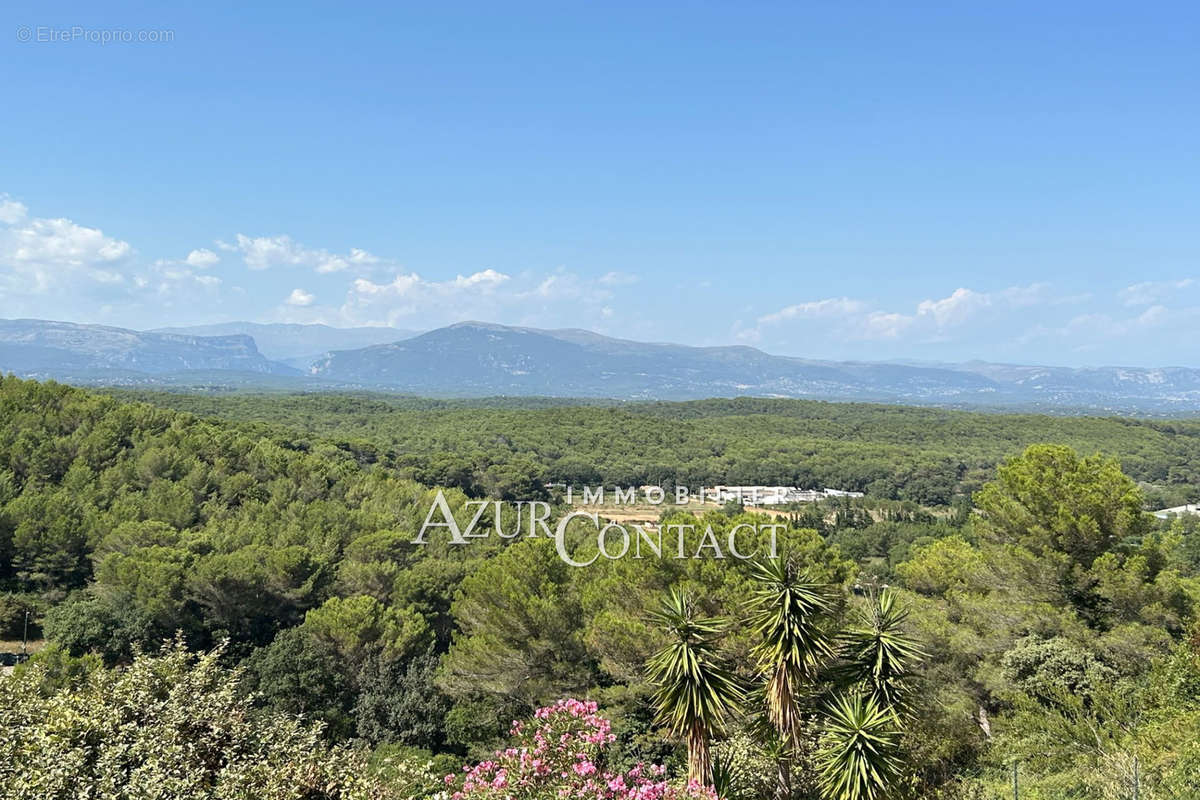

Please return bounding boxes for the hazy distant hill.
[3,318,1199,412]
[308,321,1200,412]
[306,322,997,399]
[0,319,295,378]
[152,321,418,365]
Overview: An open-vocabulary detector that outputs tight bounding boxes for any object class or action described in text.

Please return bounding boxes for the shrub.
[0,639,393,800]
[444,698,716,800]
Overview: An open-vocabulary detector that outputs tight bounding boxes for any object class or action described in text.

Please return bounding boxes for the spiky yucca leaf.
[839,590,924,716]
[817,693,903,800]
[646,588,745,787]
[746,557,833,745]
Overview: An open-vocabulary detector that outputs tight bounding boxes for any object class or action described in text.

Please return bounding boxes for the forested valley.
[3,376,1200,798]
[108,390,1200,509]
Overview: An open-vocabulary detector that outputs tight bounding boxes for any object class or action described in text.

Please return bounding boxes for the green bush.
[0,639,394,799]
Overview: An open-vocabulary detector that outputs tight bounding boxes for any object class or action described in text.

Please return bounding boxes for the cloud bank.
[1,189,1197,366]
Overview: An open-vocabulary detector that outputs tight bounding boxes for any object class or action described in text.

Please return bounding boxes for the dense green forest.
[108,391,1200,508]
[4,377,1200,799]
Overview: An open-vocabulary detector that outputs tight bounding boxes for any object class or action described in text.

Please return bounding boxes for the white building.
[702,485,864,506]
[1153,503,1200,520]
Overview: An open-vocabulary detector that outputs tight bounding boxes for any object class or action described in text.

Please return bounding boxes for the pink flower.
[447,699,708,800]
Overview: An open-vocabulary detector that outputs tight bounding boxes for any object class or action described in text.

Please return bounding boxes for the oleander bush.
[443,699,717,800]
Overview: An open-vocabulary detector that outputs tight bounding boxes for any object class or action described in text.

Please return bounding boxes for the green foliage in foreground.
[647,588,746,785]
[3,378,1200,798]
[816,694,902,800]
[669,556,922,800]
[0,640,392,799]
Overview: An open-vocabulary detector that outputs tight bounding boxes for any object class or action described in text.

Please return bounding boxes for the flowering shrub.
[445,699,717,800]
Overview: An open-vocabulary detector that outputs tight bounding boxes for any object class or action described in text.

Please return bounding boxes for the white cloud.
[1030,303,1179,349]
[1136,304,1168,326]
[0,197,625,330]
[234,234,306,270]
[286,288,315,306]
[599,271,639,286]
[1118,279,1195,307]
[5,217,132,266]
[748,283,1062,346]
[147,257,224,299]
[997,282,1053,307]
[349,248,379,265]
[230,233,377,274]
[351,272,425,297]
[349,269,509,301]
[915,287,990,327]
[0,214,134,293]
[0,196,631,332]
[528,275,568,298]
[453,268,508,289]
[861,311,914,339]
[328,267,622,329]
[759,297,867,325]
[90,269,126,285]
[185,248,220,268]
[0,195,28,225]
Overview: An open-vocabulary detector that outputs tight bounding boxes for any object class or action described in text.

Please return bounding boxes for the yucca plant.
[817,692,903,800]
[710,747,739,800]
[646,588,745,787]
[746,556,834,798]
[839,589,924,719]
[748,557,833,741]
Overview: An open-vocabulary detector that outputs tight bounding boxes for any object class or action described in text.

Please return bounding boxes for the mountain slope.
[0,319,295,378]
[309,322,995,400]
[151,321,418,364]
[307,321,1200,411]
[3,318,1198,412]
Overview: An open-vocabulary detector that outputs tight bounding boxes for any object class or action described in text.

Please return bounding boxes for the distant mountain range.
[2,318,1199,413]
[0,319,295,379]
[152,322,419,366]
[307,322,1200,412]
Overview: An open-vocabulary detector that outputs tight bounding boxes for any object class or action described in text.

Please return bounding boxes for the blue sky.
[2,2,1199,365]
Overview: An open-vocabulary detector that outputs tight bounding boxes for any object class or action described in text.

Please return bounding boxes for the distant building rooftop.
[702,485,864,506]
[1153,503,1200,519]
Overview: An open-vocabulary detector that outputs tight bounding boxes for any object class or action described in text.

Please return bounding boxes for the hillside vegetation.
[3,377,1200,798]
[112,391,1200,507]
